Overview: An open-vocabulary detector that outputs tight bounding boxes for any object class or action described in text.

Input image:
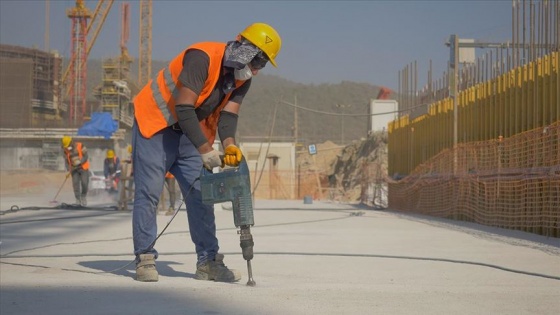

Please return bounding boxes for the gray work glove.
[201,149,224,170]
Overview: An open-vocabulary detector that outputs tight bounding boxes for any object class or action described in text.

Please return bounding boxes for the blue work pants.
[131,121,218,265]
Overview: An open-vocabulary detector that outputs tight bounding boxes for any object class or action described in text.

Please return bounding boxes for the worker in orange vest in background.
[164,172,176,215]
[104,149,121,192]
[61,136,90,206]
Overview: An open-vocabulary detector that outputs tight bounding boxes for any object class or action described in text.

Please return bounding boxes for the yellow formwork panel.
[389,51,558,175]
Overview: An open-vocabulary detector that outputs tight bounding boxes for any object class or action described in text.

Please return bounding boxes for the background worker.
[131,22,281,283]
[164,172,176,215]
[104,149,121,191]
[61,136,90,206]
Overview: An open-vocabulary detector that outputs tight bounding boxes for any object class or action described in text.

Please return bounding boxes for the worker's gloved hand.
[224,145,243,167]
[72,164,83,172]
[71,157,82,166]
[201,149,224,170]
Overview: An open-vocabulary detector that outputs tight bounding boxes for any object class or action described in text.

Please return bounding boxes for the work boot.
[75,198,81,205]
[80,196,87,207]
[136,254,158,282]
[195,253,241,282]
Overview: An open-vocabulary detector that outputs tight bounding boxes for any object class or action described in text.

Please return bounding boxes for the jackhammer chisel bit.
[200,157,256,286]
[239,226,255,286]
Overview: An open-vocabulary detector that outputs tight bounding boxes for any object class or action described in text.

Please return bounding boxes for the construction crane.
[93,1,134,127]
[138,0,152,87]
[63,0,114,125]
[120,2,132,65]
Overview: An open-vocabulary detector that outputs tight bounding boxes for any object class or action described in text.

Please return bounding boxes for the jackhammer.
[200,157,256,286]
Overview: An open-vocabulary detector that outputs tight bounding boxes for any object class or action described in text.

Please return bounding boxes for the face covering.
[234,65,253,81]
[66,146,73,151]
[224,40,261,70]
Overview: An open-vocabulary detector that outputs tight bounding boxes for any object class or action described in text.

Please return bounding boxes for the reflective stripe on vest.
[150,67,180,126]
[133,42,247,142]
[66,142,90,170]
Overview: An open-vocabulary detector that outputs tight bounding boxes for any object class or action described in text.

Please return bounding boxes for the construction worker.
[131,22,281,282]
[164,172,176,215]
[61,136,90,206]
[104,149,121,191]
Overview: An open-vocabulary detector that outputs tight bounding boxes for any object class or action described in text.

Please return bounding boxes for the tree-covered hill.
[86,59,387,146]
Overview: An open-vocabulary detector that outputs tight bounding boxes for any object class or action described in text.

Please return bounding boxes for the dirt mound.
[297,140,343,173]
[1,169,68,196]
[327,131,388,202]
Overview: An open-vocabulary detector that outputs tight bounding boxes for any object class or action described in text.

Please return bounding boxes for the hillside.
[85,59,387,146]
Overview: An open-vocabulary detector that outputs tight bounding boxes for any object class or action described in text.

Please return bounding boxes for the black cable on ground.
[3,183,556,281]
[1,251,558,281]
[1,203,119,215]
[0,203,126,225]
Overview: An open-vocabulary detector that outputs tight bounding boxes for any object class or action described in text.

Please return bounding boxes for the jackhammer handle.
[200,156,247,176]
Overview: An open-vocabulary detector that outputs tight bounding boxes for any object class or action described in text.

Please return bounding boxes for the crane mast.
[120,2,132,64]
[138,0,153,87]
[64,0,114,125]
[66,0,92,125]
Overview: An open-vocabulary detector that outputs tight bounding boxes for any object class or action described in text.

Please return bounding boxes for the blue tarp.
[77,112,118,139]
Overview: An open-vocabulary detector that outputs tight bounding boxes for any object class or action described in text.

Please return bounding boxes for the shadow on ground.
[79,260,195,280]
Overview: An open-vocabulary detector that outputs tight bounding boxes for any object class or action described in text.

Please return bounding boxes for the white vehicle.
[89,170,107,194]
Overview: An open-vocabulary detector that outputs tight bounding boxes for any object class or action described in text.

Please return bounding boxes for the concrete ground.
[1,191,559,315]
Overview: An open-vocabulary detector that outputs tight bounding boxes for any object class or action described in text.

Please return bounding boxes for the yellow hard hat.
[61,136,72,148]
[107,149,115,159]
[240,22,281,67]
[127,144,132,154]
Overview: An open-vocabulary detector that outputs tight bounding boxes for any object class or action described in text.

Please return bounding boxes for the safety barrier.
[387,49,558,237]
[388,121,559,237]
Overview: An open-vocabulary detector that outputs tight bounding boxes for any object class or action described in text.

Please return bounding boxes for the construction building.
[0,44,128,171]
[0,1,144,172]
[92,2,136,129]
[0,44,64,128]
[92,56,135,129]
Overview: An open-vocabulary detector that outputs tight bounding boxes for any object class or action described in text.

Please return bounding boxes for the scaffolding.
[92,1,134,128]
[94,57,134,128]
[0,44,63,128]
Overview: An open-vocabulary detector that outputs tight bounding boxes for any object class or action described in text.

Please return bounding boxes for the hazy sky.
[0,1,512,90]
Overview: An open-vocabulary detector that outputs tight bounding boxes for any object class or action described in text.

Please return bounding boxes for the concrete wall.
[0,58,33,128]
[369,99,398,133]
[0,137,124,172]
[0,147,44,170]
[240,142,296,171]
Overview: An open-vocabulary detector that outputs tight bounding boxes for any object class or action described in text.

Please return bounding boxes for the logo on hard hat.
[265,36,273,44]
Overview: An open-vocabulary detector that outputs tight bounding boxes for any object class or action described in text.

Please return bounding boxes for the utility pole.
[293,94,298,144]
[45,0,50,51]
[448,34,459,176]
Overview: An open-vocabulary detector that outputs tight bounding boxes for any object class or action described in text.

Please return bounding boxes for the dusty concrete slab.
[1,196,559,315]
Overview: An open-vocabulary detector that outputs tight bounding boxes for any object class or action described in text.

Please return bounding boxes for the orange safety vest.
[65,142,90,170]
[133,42,247,143]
